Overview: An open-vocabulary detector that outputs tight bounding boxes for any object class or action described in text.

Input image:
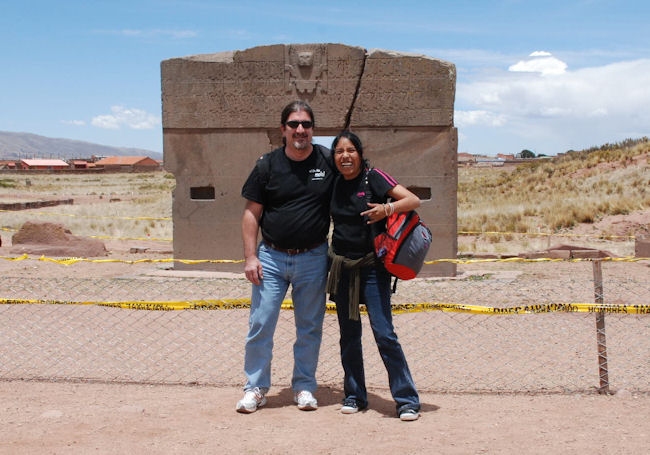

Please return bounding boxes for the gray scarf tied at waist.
[327,247,379,321]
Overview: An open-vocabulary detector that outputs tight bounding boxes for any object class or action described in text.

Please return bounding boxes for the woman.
[326,131,421,421]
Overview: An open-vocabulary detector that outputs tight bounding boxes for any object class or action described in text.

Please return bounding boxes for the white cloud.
[455,110,507,127]
[61,120,85,126]
[456,58,650,154]
[158,29,197,39]
[508,51,567,76]
[461,59,650,121]
[91,106,160,130]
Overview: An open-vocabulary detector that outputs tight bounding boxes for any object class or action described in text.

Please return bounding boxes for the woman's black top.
[330,168,397,259]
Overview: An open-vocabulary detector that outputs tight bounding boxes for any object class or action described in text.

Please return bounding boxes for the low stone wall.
[0,199,73,211]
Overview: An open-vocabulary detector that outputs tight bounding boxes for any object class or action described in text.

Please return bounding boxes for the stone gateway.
[161,43,457,276]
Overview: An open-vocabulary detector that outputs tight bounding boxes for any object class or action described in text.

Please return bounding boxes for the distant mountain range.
[0,131,162,161]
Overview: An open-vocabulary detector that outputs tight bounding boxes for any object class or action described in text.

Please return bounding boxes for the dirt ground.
[1,247,649,454]
[2,381,649,454]
[1,208,649,454]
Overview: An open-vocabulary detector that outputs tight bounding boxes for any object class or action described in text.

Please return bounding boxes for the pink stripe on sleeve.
[373,168,398,186]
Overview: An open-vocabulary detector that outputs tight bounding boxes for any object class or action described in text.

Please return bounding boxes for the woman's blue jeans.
[243,241,327,394]
[335,266,420,413]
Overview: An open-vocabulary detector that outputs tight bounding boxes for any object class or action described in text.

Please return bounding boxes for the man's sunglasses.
[285,120,313,129]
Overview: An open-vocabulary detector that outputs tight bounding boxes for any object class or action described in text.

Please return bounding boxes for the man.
[238,100,333,413]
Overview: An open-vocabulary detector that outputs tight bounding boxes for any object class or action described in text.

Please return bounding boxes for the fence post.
[592,259,610,394]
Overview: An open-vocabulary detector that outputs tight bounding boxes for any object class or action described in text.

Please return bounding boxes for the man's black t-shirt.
[330,168,397,259]
[241,145,334,249]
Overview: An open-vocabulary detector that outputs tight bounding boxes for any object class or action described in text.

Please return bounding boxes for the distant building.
[18,159,69,170]
[69,160,96,169]
[497,153,515,161]
[94,156,160,172]
[476,158,505,167]
[457,152,476,164]
[0,160,17,170]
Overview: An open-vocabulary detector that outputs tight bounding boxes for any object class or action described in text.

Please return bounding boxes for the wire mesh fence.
[1,258,648,393]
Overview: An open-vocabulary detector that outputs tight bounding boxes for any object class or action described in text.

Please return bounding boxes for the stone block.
[162,43,366,130]
[570,249,606,259]
[635,235,650,257]
[351,49,456,127]
[548,250,571,259]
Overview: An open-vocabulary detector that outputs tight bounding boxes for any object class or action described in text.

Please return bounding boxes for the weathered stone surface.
[11,221,107,257]
[350,49,456,127]
[520,245,613,260]
[162,43,366,129]
[635,235,650,257]
[162,43,457,276]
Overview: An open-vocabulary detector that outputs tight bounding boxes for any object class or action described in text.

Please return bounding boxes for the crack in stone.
[344,50,367,130]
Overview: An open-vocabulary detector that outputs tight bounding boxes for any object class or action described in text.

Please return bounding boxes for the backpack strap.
[256,151,273,189]
[363,167,398,294]
[258,144,331,189]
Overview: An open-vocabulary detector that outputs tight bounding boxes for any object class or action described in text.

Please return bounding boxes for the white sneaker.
[399,409,420,421]
[341,398,364,414]
[236,387,267,413]
[294,390,318,411]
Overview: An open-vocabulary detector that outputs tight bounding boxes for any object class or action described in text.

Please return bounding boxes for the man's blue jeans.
[243,241,327,394]
[335,266,420,413]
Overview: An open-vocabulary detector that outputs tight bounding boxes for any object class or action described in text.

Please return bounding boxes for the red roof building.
[18,159,69,170]
[0,160,17,169]
[94,156,160,171]
[70,160,96,169]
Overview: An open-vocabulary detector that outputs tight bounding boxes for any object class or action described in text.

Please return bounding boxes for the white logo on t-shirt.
[310,168,326,181]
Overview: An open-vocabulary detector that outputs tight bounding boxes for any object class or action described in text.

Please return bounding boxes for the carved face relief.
[298,52,313,67]
[285,45,328,95]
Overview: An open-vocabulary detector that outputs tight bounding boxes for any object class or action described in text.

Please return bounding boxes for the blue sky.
[2,0,649,156]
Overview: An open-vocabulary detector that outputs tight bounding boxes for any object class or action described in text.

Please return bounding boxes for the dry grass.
[458,138,649,255]
[0,172,174,240]
[1,138,648,255]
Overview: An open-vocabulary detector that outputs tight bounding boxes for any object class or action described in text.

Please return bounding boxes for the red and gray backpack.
[364,169,432,281]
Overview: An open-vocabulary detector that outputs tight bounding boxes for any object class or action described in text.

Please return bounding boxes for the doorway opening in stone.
[313,136,335,149]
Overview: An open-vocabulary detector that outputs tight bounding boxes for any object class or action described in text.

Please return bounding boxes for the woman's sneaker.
[399,408,420,421]
[341,398,361,414]
[236,387,267,413]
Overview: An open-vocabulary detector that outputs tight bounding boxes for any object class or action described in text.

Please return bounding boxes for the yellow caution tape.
[0,228,172,242]
[1,298,647,314]
[0,298,251,311]
[0,208,171,221]
[88,234,172,242]
[0,254,243,265]
[388,302,650,315]
[458,230,635,239]
[1,209,635,241]
[425,256,650,264]
[1,254,648,266]
[4,227,633,244]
